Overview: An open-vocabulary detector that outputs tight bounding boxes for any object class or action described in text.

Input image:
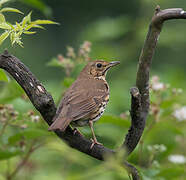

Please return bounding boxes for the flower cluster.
[173,106,186,121]
[147,144,167,153]
[78,41,92,61]
[150,76,167,91]
[168,154,186,164]
[48,41,92,77]
[0,104,18,122]
[57,54,74,77]
[0,104,41,130]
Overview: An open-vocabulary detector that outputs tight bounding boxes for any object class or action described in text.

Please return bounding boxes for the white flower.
[152,82,164,91]
[172,88,183,94]
[177,88,183,94]
[152,160,160,168]
[147,144,167,152]
[20,124,28,129]
[168,154,186,164]
[31,115,40,122]
[173,106,186,121]
[151,76,165,91]
[158,144,167,152]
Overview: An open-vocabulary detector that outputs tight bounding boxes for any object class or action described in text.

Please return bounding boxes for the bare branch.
[123,6,186,155]
[123,87,143,155]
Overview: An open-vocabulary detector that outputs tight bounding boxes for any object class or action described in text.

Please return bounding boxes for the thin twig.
[0,120,9,137]
[6,140,39,180]
[0,115,11,137]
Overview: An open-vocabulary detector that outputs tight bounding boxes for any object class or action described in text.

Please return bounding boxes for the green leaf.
[0,13,5,23]
[10,32,23,47]
[0,69,8,82]
[142,168,160,179]
[8,129,49,144]
[10,32,14,44]
[0,80,24,103]
[32,24,45,29]
[23,31,36,34]
[46,58,63,68]
[24,23,44,30]
[16,40,24,47]
[6,22,15,30]
[0,0,10,7]
[63,77,75,88]
[32,19,59,25]
[0,31,9,45]
[22,11,32,28]
[15,22,22,31]
[157,167,185,179]
[0,149,22,160]
[0,7,23,14]
[17,30,23,36]
[0,22,11,29]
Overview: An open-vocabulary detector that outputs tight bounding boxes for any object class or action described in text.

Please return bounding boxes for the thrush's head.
[80,60,120,80]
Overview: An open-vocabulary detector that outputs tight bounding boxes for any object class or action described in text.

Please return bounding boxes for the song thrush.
[48,60,120,148]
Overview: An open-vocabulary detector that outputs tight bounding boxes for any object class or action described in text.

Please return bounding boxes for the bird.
[48,60,120,148]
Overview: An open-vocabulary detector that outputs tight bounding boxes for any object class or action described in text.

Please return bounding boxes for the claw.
[90,138,102,149]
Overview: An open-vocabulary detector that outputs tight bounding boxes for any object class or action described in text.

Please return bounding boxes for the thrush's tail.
[48,117,71,131]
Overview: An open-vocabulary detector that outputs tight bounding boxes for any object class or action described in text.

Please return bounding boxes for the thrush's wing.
[48,79,108,131]
[67,90,105,120]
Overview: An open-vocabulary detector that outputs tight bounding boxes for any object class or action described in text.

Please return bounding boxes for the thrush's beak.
[103,61,120,74]
[109,61,120,67]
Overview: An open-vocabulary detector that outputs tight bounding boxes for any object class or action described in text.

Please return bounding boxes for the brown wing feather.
[48,78,108,131]
[69,97,98,120]
[48,104,72,131]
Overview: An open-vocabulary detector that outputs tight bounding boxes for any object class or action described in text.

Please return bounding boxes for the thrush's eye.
[96,63,102,68]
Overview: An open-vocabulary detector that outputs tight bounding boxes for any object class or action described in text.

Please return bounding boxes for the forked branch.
[123,6,186,157]
[0,6,186,180]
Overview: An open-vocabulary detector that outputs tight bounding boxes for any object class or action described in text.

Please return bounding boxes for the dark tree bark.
[0,6,186,180]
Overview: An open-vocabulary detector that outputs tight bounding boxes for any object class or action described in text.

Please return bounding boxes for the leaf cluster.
[0,0,58,47]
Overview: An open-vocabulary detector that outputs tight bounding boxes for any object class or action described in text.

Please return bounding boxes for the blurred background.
[0,0,186,179]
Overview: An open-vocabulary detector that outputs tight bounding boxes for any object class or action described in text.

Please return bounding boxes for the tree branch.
[122,6,186,156]
[1,6,186,180]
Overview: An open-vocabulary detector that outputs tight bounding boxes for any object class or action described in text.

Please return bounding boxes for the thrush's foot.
[73,128,83,136]
[90,138,103,149]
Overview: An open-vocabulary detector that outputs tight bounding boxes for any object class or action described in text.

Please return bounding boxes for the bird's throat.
[95,75,106,81]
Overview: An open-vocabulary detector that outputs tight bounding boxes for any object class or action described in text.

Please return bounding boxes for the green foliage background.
[0,0,186,180]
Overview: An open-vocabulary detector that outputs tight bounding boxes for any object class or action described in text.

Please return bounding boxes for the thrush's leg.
[89,120,102,149]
